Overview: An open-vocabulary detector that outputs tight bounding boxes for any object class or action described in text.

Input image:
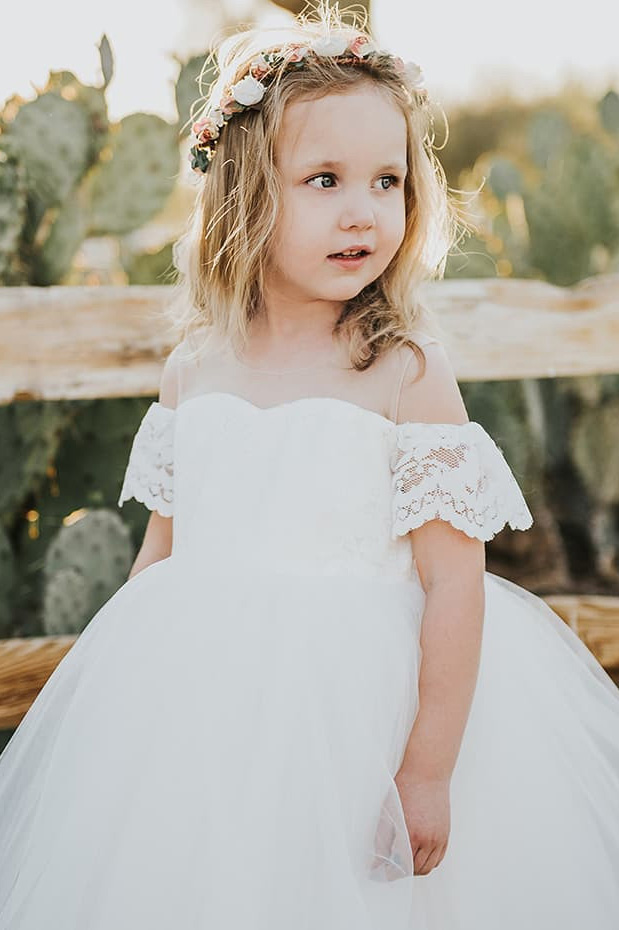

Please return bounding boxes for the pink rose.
[285,44,310,63]
[348,35,376,58]
[192,117,209,135]
[250,55,270,80]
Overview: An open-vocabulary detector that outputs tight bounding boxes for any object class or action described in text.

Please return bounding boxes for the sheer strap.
[117,402,175,516]
[388,332,439,424]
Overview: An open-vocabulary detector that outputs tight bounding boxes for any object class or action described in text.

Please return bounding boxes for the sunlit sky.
[1,0,617,120]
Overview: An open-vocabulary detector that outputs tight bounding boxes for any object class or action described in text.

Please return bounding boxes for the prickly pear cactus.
[175,53,215,136]
[4,92,93,208]
[46,69,110,161]
[43,508,134,635]
[14,397,151,626]
[0,137,28,284]
[42,567,90,636]
[0,525,15,637]
[524,135,619,285]
[571,398,619,507]
[0,399,72,516]
[0,33,180,284]
[88,113,179,235]
[526,109,573,169]
[487,156,523,202]
[32,189,89,286]
[598,90,619,136]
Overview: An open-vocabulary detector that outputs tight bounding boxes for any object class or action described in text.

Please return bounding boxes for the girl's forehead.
[277,87,407,166]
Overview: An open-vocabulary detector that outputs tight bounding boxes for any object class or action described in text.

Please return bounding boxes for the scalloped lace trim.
[117,402,175,517]
[390,422,534,542]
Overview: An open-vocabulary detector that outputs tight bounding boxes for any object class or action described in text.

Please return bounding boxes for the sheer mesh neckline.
[231,344,351,376]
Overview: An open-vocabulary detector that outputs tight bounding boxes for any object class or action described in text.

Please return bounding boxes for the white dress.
[1,338,618,930]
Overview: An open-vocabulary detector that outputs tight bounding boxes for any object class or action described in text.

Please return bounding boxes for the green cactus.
[526,109,573,169]
[487,156,524,202]
[523,135,619,285]
[175,53,215,136]
[0,525,15,637]
[98,35,114,90]
[571,398,619,507]
[4,92,93,208]
[0,33,180,284]
[46,69,110,162]
[88,113,179,236]
[13,397,151,630]
[598,90,619,136]
[32,189,89,286]
[0,399,72,516]
[42,567,90,636]
[122,241,175,284]
[43,508,134,635]
[0,136,28,284]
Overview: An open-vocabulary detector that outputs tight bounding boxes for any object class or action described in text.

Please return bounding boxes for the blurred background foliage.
[1,13,619,652]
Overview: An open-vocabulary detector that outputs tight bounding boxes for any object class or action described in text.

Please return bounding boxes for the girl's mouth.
[327,249,371,267]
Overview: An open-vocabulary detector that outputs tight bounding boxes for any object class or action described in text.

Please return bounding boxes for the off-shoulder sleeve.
[390,420,534,542]
[117,402,175,517]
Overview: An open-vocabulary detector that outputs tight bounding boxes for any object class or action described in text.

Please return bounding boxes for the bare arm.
[393,341,486,874]
[126,348,180,579]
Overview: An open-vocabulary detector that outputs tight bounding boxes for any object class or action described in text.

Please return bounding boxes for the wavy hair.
[165,3,467,373]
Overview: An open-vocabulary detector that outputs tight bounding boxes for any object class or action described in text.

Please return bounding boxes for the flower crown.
[189,34,427,175]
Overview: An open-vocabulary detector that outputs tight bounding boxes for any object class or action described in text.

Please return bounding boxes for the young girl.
[1,6,618,929]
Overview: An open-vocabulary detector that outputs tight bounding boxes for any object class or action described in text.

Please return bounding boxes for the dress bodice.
[117,390,534,582]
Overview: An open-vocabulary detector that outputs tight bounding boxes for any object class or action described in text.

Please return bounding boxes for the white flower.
[311,35,349,57]
[209,107,225,128]
[231,75,266,107]
[405,61,425,90]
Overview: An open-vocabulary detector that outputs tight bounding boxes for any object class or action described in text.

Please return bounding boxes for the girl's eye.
[305,173,401,190]
[306,174,337,189]
[374,175,400,190]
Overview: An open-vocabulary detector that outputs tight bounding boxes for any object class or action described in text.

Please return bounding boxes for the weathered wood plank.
[0,635,75,729]
[1,274,619,404]
[544,595,619,673]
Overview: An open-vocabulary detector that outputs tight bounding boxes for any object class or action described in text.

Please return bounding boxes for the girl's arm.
[127,350,179,580]
[399,519,486,779]
[394,341,486,873]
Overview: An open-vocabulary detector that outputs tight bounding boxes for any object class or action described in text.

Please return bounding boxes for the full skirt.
[0,556,618,930]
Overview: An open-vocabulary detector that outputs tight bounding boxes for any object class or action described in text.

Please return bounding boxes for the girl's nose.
[339,193,376,231]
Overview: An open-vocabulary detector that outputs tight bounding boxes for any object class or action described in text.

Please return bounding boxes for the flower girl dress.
[0,332,618,930]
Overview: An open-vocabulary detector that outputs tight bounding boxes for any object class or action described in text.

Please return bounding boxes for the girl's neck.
[234,316,350,375]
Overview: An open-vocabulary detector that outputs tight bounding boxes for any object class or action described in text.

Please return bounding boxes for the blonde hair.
[166,3,465,373]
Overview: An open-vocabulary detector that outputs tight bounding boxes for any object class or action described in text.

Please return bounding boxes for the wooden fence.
[1,275,619,728]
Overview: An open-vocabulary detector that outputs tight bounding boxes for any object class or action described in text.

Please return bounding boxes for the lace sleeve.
[117,402,175,517]
[390,420,534,542]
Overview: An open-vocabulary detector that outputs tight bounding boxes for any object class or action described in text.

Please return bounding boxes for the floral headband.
[189,34,427,174]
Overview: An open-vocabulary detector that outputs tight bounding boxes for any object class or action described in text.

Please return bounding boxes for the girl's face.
[267,85,408,312]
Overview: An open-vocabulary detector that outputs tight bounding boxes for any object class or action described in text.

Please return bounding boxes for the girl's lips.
[327,250,371,269]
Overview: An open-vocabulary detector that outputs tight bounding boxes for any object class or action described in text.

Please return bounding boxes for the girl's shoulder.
[386,330,468,426]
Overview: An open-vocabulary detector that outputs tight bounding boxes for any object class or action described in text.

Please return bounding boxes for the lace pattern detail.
[390,421,534,542]
[117,402,175,517]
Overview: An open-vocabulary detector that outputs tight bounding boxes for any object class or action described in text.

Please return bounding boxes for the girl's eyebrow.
[299,159,408,174]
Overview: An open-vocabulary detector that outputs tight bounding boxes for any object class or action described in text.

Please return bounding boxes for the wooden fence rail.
[1,275,619,726]
[1,274,619,404]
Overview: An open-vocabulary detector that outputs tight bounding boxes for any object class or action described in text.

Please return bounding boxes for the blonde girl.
[1,5,618,929]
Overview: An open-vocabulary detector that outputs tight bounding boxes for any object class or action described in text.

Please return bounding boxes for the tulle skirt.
[0,556,618,930]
